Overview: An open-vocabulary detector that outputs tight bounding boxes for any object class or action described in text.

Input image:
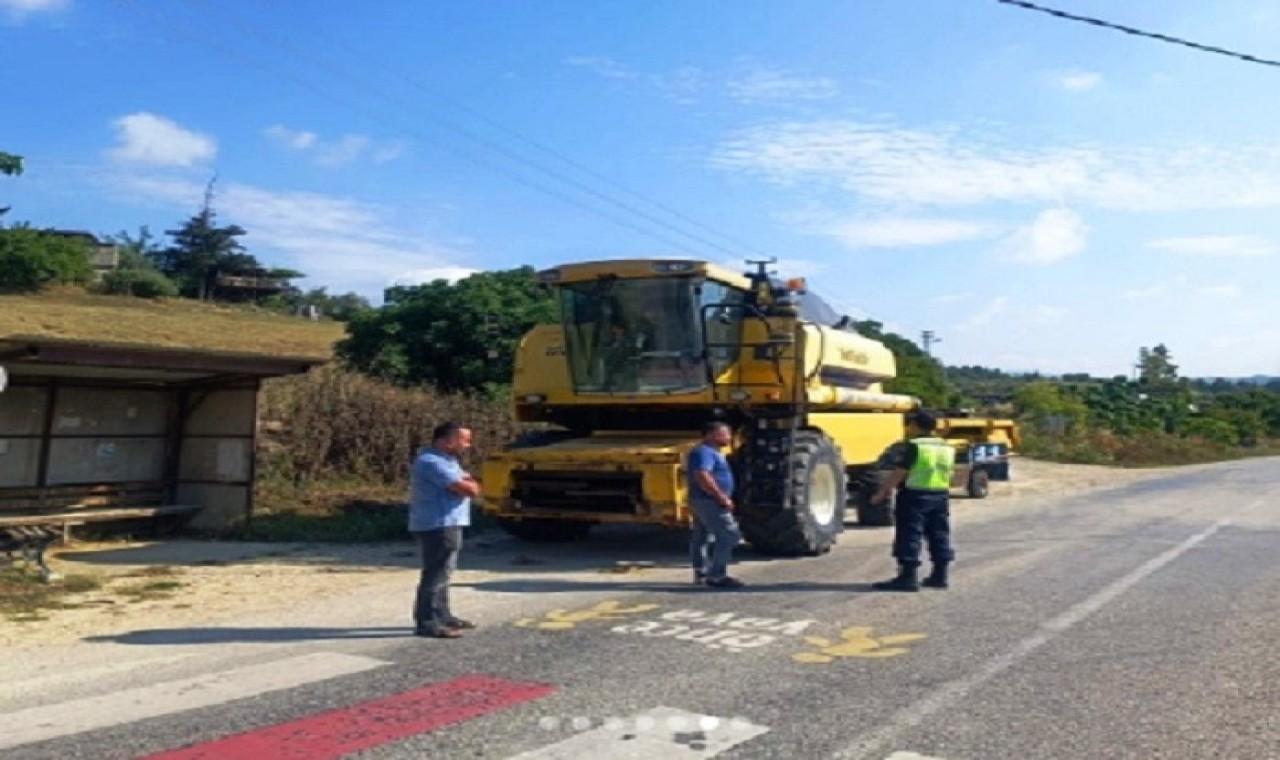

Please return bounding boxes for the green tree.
[0,224,94,292]
[151,181,295,301]
[269,286,372,321]
[1013,380,1088,433]
[1137,344,1179,387]
[1,151,23,217]
[156,204,253,300]
[0,152,21,177]
[338,267,556,393]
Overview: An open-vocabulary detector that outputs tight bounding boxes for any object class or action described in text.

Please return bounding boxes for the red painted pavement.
[139,675,554,760]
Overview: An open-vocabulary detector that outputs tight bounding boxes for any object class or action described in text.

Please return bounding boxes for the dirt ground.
[0,458,1170,649]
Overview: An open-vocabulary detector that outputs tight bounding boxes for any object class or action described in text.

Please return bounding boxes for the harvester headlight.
[652,261,697,273]
[523,394,547,404]
[728,390,751,402]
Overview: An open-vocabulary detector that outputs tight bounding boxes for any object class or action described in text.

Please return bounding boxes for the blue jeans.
[689,499,741,580]
[892,490,954,568]
[413,527,462,630]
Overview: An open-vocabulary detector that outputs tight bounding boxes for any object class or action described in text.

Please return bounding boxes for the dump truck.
[480,258,1017,556]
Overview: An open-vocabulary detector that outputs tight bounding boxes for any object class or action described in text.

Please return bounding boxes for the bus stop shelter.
[0,338,324,534]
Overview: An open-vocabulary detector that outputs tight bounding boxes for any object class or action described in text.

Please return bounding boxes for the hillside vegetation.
[0,291,343,359]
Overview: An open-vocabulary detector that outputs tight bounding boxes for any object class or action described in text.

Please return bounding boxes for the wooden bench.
[0,482,202,539]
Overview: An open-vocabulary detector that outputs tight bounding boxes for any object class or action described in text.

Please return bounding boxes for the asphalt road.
[3,457,1278,760]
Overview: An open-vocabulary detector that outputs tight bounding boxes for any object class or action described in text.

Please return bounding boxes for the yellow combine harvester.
[480,258,1017,556]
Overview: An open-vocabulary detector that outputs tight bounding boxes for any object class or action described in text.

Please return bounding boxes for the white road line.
[835,506,1254,760]
[885,752,948,760]
[507,706,769,759]
[0,653,198,704]
[0,652,387,750]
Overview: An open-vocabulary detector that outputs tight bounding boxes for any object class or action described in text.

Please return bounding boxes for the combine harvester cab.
[480,258,1015,555]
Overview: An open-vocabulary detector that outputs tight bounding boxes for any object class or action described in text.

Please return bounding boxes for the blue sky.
[4,0,1280,378]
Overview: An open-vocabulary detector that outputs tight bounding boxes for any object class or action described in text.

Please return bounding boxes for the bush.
[0,226,93,292]
[257,366,522,486]
[1019,428,1254,467]
[101,267,179,298]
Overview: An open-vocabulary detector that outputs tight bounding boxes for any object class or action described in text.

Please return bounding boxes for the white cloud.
[710,121,1280,212]
[118,176,472,300]
[653,66,707,104]
[1057,71,1102,91]
[728,69,839,103]
[821,217,991,249]
[1145,235,1275,258]
[264,125,408,167]
[994,208,1089,264]
[264,124,316,150]
[955,296,1010,332]
[931,292,973,305]
[1032,305,1068,322]
[1,0,67,21]
[1197,284,1240,298]
[564,55,637,80]
[107,113,216,168]
[1123,282,1167,300]
[391,267,479,286]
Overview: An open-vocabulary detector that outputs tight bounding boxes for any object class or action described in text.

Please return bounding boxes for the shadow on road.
[456,578,879,594]
[83,626,412,645]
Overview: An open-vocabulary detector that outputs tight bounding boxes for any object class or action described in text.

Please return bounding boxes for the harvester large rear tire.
[739,431,846,557]
[852,469,894,527]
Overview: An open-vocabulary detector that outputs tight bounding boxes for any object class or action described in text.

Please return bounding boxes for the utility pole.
[921,330,940,357]
[923,330,948,388]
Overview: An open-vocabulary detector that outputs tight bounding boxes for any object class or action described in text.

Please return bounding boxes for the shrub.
[0,226,93,292]
[101,267,179,299]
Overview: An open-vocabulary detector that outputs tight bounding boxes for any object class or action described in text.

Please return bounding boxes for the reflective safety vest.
[905,437,955,491]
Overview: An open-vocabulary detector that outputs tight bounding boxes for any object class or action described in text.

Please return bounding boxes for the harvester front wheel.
[966,468,990,499]
[739,431,846,556]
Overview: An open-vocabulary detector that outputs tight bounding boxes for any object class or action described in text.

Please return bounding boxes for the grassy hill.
[0,292,344,359]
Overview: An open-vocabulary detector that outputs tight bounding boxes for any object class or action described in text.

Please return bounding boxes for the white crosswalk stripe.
[506,706,768,759]
[0,651,387,750]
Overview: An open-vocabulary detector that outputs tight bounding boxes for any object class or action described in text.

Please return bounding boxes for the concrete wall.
[180,387,256,529]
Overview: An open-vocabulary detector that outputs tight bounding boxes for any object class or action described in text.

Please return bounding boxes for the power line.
[115,0,770,262]
[257,10,777,261]
[996,0,1280,68]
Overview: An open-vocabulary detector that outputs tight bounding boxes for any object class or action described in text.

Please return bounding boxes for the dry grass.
[0,567,104,621]
[0,291,343,359]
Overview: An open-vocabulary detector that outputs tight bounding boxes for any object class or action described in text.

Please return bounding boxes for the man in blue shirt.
[410,422,482,638]
[687,421,745,589]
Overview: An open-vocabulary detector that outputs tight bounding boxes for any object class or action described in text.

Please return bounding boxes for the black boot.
[922,562,949,589]
[872,565,919,592]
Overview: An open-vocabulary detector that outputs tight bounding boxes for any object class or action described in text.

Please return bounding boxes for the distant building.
[214,269,292,301]
[49,230,120,282]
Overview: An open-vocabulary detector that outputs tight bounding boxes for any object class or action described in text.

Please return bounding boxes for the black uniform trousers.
[892,489,954,568]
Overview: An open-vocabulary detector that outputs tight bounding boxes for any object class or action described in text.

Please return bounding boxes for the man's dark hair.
[432,421,465,442]
[702,421,730,436]
[907,409,938,432]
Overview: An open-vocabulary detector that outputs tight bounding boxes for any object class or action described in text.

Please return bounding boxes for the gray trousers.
[413,527,462,630]
[689,500,741,580]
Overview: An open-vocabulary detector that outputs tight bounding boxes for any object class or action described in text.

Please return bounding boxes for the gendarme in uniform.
[873,410,956,592]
